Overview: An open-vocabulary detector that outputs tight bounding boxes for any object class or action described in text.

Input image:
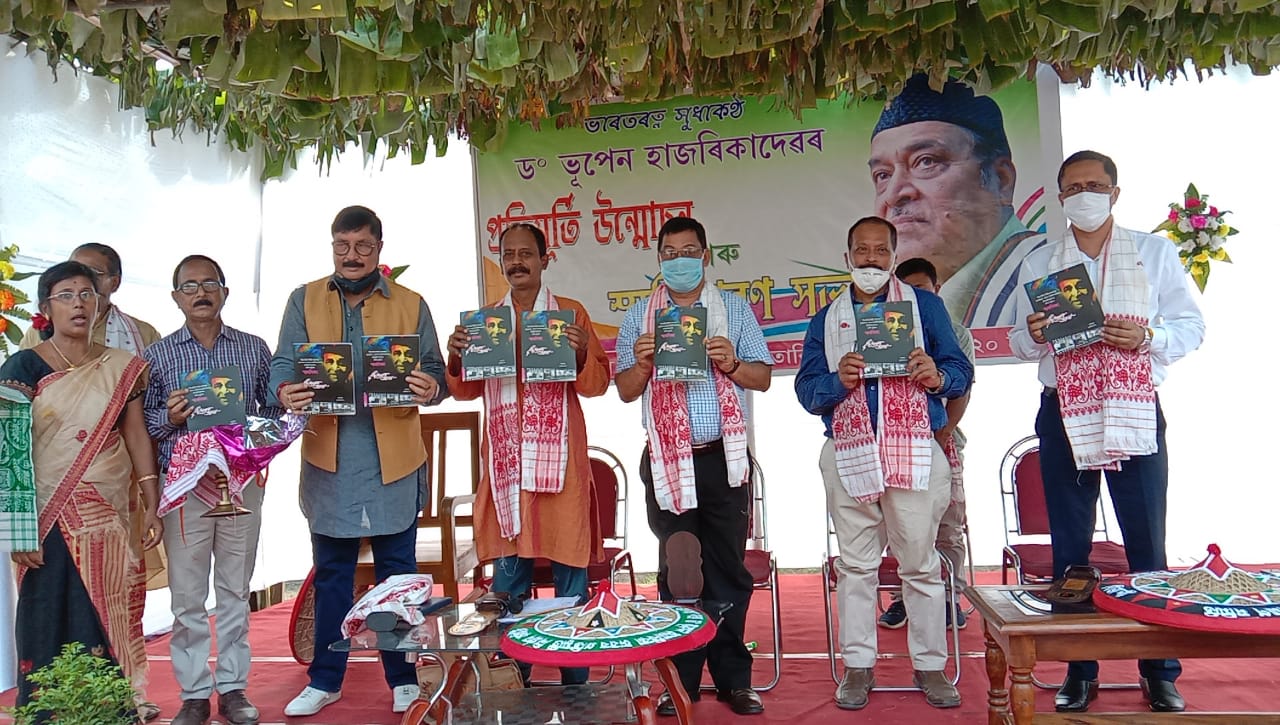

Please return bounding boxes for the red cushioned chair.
[529,445,637,598]
[999,434,1138,690]
[999,435,1129,585]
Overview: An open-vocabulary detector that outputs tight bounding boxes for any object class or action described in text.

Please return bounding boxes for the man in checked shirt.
[143,254,281,725]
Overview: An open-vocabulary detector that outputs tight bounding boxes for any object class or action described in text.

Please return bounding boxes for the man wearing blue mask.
[615,216,773,717]
[1010,151,1204,714]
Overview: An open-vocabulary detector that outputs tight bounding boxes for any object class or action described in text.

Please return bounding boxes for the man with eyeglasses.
[869,74,1048,328]
[615,216,773,717]
[19,242,161,353]
[268,206,447,718]
[1009,151,1205,715]
[142,255,279,725]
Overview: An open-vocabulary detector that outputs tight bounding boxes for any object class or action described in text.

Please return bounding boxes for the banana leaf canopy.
[5,0,1279,179]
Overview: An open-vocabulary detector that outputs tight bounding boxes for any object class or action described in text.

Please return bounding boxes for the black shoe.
[655,690,699,717]
[1141,677,1186,712]
[716,688,764,715]
[1054,676,1099,712]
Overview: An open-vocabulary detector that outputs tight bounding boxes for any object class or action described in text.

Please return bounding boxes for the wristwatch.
[1139,326,1154,353]
[927,370,946,395]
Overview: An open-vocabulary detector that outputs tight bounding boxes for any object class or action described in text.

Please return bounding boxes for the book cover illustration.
[521,310,578,383]
[654,305,708,381]
[460,308,517,381]
[294,342,356,415]
[1023,263,1105,355]
[363,335,420,407]
[184,365,245,431]
[855,301,914,378]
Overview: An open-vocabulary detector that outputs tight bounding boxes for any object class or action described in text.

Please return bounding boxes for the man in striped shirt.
[143,255,281,725]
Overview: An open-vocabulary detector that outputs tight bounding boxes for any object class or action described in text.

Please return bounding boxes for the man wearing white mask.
[616,216,773,717]
[795,216,972,711]
[1010,151,1204,714]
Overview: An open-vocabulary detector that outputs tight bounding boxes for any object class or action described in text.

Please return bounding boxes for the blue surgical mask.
[660,256,705,293]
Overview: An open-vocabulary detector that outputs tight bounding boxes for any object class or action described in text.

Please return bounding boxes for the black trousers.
[641,444,754,695]
[1036,390,1180,683]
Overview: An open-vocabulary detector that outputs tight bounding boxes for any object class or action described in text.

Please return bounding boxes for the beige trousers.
[162,480,264,700]
[821,438,950,670]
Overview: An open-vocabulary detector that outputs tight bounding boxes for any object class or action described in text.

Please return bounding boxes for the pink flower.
[378,264,392,277]
[1208,206,1219,216]
[1185,197,1201,209]
[1167,209,1179,221]
[31,313,51,331]
[1190,215,1207,229]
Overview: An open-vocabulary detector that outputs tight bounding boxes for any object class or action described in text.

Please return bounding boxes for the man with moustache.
[616,216,773,717]
[795,217,972,711]
[870,74,1047,328]
[1010,151,1204,714]
[445,223,610,685]
[143,255,281,725]
[269,206,448,717]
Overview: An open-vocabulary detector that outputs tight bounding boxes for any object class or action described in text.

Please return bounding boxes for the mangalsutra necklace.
[49,339,92,370]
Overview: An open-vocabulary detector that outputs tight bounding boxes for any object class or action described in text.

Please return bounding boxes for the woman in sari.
[1,261,163,715]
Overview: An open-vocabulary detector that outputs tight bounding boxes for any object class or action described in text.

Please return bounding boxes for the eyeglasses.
[176,280,224,295]
[332,241,378,256]
[1061,182,1115,197]
[49,290,98,305]
[659,248,704,261]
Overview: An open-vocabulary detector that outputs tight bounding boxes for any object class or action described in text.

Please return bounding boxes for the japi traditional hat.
[1093,544,1280,635]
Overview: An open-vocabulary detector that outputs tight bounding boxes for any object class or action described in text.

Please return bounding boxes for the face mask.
[850,266,891,294]
[1063,191,1113,232]
[332,270,381,295]
[660,257,705,293]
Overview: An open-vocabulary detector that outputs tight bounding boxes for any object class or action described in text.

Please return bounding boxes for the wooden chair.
[354,411,483,603]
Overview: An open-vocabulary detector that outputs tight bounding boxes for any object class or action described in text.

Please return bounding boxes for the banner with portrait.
[473,71,1065,370]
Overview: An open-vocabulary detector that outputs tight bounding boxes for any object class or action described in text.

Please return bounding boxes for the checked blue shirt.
[616,287,772,444]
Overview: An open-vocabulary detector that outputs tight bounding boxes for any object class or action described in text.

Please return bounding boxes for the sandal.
[135,701,161,722]
[475,590,511,615]
[665,532,704,601]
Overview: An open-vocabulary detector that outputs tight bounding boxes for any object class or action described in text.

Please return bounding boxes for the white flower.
[1209,236,1225,251]
[1197,230,1210,246]
[1177,219,1193,233]
[1178,239,1196,252]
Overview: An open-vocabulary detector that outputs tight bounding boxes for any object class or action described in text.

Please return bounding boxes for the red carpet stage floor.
[5,571,1280,723]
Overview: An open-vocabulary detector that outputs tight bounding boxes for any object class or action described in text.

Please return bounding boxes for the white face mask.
[1063,191,1113,232]
[850,266,892,294]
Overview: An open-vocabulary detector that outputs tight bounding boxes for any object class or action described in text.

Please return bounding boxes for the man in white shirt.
[1009,151,1205,715]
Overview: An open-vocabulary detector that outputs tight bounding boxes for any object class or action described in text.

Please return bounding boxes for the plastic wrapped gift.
[158,414,307,517]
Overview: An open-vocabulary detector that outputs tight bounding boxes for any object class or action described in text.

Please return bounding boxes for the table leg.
[399,654,469,725]
[653,657,694,724]
[625,662,659,725]
[1009,665,1035,725]
[984,626,1010,725]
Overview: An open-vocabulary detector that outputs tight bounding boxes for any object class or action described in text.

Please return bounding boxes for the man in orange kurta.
[446,223,609,685]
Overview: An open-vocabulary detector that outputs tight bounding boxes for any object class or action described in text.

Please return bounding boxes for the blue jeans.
[1036,390,1181,683]
[492,555,589,685]
[308,523,419,693]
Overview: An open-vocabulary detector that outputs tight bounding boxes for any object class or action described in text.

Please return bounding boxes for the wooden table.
[970,585,1280,725]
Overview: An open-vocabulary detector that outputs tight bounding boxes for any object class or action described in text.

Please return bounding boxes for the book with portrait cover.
[855,301,914,378]
[654,305,708,381]
[460,308,517,381]
[183,366,245,431]
[521,310,577,383]
[294,342,356,415]
[1023,263,1105,355]
[363,335,419,407]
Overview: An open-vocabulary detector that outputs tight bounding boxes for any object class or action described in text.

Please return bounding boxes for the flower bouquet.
[1151,184,1238,293]
[0,245,37,357]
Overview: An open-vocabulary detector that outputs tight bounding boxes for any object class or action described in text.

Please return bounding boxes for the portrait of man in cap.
[869,74,1048,329]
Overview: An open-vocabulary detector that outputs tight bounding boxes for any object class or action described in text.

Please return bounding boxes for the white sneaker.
[284,686,341,717]
[392,684,421,714]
